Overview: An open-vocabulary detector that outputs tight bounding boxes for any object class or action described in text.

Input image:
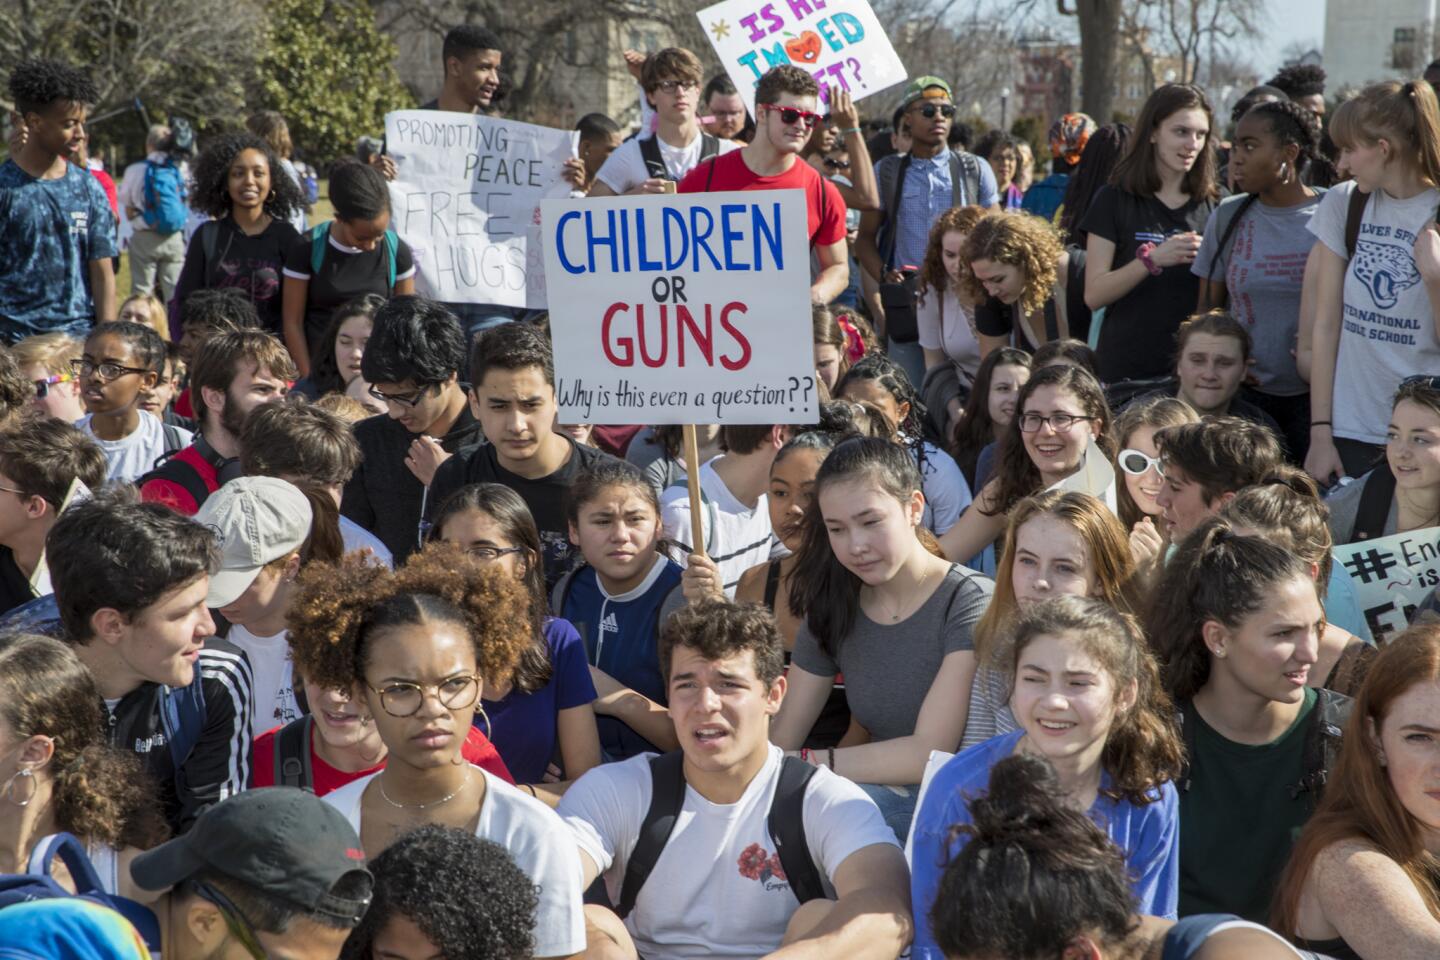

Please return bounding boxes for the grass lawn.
[116,183,334,301]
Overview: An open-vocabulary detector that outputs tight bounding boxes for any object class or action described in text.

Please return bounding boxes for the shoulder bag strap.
[881,154,912,272]
[1344,187,1369,261]
[1352,464,1398,542]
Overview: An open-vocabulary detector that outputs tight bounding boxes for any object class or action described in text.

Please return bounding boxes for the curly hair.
[1266,64,1326,100]
[0,347,36,425]
[0,634,168,850]
[341,825,537,960]
[960,212,1065,316]
[917,205,986,299]
[660,598,785,687]
[285,543,533,693]
[7,59,97,114]
[188,132,303,222]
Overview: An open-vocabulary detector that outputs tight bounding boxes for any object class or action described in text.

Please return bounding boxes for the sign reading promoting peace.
[697,0,908,115]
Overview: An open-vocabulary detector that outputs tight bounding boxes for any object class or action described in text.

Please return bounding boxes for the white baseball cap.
[194,477,312,608]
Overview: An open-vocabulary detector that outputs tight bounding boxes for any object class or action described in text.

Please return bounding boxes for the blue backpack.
[142,157,187,234]
[0,833,161,952]
[310,221,398,290]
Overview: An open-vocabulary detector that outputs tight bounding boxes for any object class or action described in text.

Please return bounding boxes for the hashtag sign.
[1344,548,1398,585]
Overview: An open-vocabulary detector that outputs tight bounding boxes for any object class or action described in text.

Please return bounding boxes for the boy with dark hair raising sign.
[561,599,910,960]
[679,66,850,304]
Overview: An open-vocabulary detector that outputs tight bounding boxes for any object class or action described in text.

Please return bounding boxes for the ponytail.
[1331,79,1440,187]
[1404,80,1440,187]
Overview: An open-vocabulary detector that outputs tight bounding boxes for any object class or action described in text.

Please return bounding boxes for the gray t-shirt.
[791,564,992,742]
[1193,191,1324,397]
[1309,180,1440,444]
[1323,470,1399,545]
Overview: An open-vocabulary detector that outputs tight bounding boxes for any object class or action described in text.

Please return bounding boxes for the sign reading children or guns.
[697,0,907,114]
[384,110,574,308]
[541,191,816,425]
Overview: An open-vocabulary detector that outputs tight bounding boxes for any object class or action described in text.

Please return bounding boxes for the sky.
[1253,0,1324,76]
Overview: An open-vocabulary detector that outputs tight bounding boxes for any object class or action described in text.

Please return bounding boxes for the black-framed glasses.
[194,880,268,960]
[365,674,482,718]
[464,544,527,562]
[69,358,151,382]
[759,103,822,130]
[653,79,699,94]
[368,383,437,407]
[33,373,74,398]
[1018,413,1097,433]
[911,102,957,119]
[1118,448,1166,477]
[823,157,851,170]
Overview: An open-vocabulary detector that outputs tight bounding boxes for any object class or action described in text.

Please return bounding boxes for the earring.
[474,703,492,738]
[4,768,35,808]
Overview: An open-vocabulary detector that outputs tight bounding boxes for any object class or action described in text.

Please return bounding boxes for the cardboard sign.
[1332,526,1440,639]
[1045,439,1118,515]
[697,0,908,114]
[384,110,574,308]
[541,190,816,425]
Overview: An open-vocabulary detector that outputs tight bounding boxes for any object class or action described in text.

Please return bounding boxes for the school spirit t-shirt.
[677,151,847,248]
[558,744,898,960]
[175,217,301,335]
[1309,180,1440,444]
[596,132,741,193]
[282,228,415,353]
[0,159,118,340]
[1079,185,1217,382]
[1193,192,1323,397]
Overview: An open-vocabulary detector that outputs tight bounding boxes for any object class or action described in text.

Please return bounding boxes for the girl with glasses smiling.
[294,544,588,960]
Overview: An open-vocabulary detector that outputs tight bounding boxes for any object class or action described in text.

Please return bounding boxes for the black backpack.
[639,132,720,182]
[615,750,825,919]
[272,715,316,792]
[1178,689,1351,801]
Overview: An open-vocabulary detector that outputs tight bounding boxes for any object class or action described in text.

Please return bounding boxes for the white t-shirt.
[77,411,190,483]
[916,285,982,383]
[324,766,586,958]
[914,440,971,535]
[1309,179,1440,444]
[228,623,300,735]
[660,458,774,596]
[558,744,898,960]
[596,130,740,194]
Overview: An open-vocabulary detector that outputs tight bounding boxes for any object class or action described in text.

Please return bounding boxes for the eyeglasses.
[654,79,699,94]
[464,544,527,562]
[760,104,822,130]
[911,102,957,119]
[365,674,482,718]
[0,482,27,497]
[1117,449,1166,477]
[194,881,268,960]
[69,358,151,382]
[33,373,74,398]
[1018,413,1097,433]
[823,157,851,170]
[368,383,436,407]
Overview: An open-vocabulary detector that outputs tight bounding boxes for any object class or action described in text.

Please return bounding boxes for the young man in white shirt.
[561,599,911,960]
[589,48,739,197]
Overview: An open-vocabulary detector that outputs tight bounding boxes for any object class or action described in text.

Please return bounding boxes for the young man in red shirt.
[679,65,849,304]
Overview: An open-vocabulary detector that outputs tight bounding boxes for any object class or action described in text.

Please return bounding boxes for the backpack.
[0,833,161,951]
[614,751,825,919]
[272,716,316,792]
[875,150,983,271]
[1348,463,1398,543]
[1178,689,1351,801]
[310,221,399,292]
[141,157,188,235]
[639,133,720,182]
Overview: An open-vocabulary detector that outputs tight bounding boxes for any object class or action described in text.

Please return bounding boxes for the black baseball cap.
[130,788,372,924]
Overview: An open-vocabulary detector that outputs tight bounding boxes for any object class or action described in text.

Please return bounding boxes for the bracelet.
[839,126,861,136]
[1136,242,1163,277]
[799,747,812,765]
[522,784,537,797]
[1310,420,1333,428]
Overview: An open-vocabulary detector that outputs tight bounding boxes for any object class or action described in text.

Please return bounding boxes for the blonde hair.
[1330,80,1440,186]
[960,212,1065,316]
[114,294,171,342]
[11,333,82,377]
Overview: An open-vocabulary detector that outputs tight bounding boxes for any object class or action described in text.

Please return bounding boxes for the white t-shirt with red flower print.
[558,744,897,959]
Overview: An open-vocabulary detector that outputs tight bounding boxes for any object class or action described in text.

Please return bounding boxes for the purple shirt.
[480,618,597,784]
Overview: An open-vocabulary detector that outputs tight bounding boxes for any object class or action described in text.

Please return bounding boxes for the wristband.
[1136,242,1162,276]
[799,747,812,765]
[839,126,861,136]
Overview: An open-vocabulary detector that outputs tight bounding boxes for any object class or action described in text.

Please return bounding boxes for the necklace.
[378,768,471,811]
[873,566,935,622]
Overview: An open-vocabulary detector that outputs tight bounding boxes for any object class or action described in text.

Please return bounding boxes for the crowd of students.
[3,27,1440,960]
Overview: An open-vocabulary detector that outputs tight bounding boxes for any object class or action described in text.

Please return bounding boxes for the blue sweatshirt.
[909,730,1180,959]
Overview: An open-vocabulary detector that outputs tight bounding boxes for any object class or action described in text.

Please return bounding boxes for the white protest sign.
[697,0,908,114]
[1045,438,1118,515]
[541,190,816,425]
[384,110,574,308]
[1333,526,1440,639]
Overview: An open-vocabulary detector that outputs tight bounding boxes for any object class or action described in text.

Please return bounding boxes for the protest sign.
[1045,438,1118,515]
[384,110,574,308]
[541,190,816,426]
[1333,526,1440,639]
[697,0,907,114]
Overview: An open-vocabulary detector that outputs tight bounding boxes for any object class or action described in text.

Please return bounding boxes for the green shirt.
[1178,687,1317,921]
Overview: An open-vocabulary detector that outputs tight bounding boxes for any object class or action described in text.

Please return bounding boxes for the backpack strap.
[1205,194,1260,283]
[638,135,669,180]
[274,716,314,792]
[880,154,913,271]
[160,672,207,798]
[139,454,212,510]
[616,750,687,920]
[1351,464,1398,542]
[25,833,106,896]
[383,229,399,291]
[699,133,720,162]
[160,423,186,457]
[310,222,332,276]
[768,756,825,905]
[1344,187,1369,260]
[200,219,222,275]
[956,151,981,207]
[1291,689,1350,800]
[704,155,720,192]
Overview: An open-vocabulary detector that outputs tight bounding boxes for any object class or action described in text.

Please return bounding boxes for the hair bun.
[967,753,1067,842]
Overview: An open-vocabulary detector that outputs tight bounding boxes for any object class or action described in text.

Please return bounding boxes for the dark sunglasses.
[760,103,822,130]
[823,157,851,170]
[32,373,74,398]
[911,103,957,119]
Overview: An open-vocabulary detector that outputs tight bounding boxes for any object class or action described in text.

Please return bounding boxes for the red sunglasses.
[759,103,823,130]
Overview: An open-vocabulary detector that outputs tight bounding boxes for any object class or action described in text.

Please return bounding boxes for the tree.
[1054,0,1125,125]
[257,0,414,164]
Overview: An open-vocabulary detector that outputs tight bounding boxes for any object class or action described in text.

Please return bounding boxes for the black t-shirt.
[174,217,300,335]
[1079,185,1217,382]
[974,295,1060,349]
[0,546,34,616]
[282,229,415,355]
[428,437,619,588]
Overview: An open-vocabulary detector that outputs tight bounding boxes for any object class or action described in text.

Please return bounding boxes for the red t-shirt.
[678,151,847,248]
[138,445,218,516]
[250,723,513,796]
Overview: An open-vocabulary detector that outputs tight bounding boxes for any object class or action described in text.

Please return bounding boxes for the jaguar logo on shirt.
[1352,238,1421,310]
